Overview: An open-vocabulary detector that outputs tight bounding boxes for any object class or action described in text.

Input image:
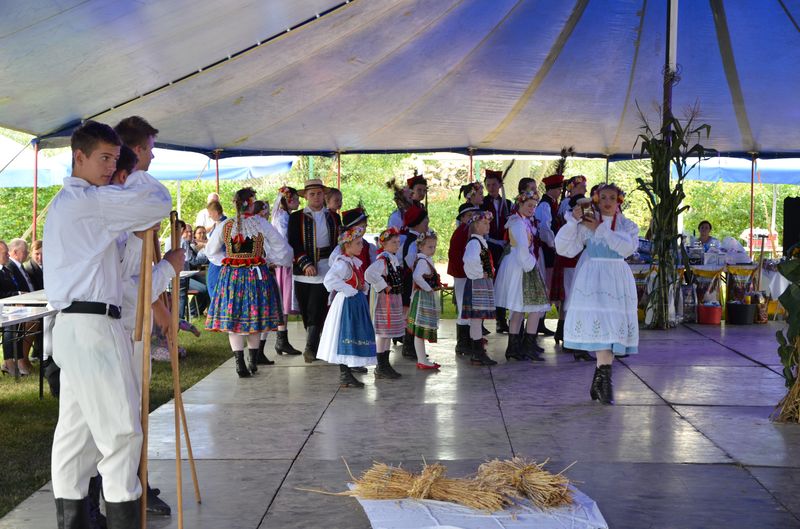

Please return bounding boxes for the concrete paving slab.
[628,365,786,406]
[675,406,800,467]
[620,339,756,366]
[503,404,731,464]
[747,465,800,520]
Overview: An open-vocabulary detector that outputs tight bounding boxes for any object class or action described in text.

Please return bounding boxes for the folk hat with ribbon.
[456,202,481,221]
[406,171,427,189]
[298,178,329,198]
[484,168,504,182]
[403,204,428,228]
[341,206,368,229]
[542,173,564,190]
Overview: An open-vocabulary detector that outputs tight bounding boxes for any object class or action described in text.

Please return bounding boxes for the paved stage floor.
[2,320,799,528]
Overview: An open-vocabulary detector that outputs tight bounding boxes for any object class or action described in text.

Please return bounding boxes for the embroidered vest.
[222,221,265,267]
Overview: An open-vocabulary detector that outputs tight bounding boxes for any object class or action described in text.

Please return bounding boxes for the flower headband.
[338,225,366,246]
[278,186,296,199]
[566,175,587,192]
[459,182,484,200]
[514,190,539,205]
[417,229,438,243]
[378,227,402,246]
[592,184,625,205]
[467,210,494,225]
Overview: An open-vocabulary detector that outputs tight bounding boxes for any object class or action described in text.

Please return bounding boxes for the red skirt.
[550,254,580,302]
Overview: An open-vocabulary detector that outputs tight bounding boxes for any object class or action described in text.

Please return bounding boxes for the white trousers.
[454,277,467,325]
[51,313,143,502]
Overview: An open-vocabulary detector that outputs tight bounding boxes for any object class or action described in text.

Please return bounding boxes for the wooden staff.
[135,228,155,527]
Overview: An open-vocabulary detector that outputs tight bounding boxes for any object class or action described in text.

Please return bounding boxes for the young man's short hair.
[115,145,139,176]
[207,201,224,215]
[71,121,121,157]
[114,116,159,149]
[31,240,42,252]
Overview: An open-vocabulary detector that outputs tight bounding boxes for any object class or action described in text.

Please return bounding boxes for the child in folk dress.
[317,225,378,388]
[364,227,405,379]
[462,211,499,366]
[407,231,442,370]
[554,183,639,404]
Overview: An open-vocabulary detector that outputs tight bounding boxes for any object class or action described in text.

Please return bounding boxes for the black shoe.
[375,351,402,379]
[592,364,614,404]
[256,340,275,365]
[573,350,595,362]
[234,350,250,378]
[339,364,365,388]
[247,348,259,374]
[303,326,320,363]
[495,318,509,334]
[504,333,526,361]
[402,331,417,359]
[105,499,140,529]
[537,319,555,337]
[351,366,368,374]
[555,319,564,344]
[481,324,490,336]
[521,334,545,361]
[454,324,470,356]
[469,339,497,366]
[87,475,107,529]
[55,498,88,529]
[275,330,302,355]
[146,484,171,515]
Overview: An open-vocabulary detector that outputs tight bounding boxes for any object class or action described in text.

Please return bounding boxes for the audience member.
[196,192,220,231]
[23,239,44,290]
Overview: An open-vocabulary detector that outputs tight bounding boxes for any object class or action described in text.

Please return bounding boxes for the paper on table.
[350,484,608,529]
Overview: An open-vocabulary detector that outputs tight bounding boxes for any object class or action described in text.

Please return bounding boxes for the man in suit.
[22,239,43,291]
[2,239,34,375]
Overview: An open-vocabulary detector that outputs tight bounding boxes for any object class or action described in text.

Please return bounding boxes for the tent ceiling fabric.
[1,0,799,157]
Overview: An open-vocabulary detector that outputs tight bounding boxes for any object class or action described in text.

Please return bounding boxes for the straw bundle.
[476,457,574,508]
[775,375,800,423]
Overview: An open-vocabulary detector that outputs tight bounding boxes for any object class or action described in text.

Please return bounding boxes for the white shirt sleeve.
[204,218,228,265]
[509,219,536,273]
[595,215,640,258]
[96,171,172,234]
[323,258,358,296]
[260,217,292,267]
[463,238,485,280]
[404,240,418,270]
[388,210,403,230]
[412,256,433,292]
[534,202,555,248]
[365,256,389,292]
[554,214,590,258]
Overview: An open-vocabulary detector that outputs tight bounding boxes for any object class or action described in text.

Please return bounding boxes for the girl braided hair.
[233,187,257,235]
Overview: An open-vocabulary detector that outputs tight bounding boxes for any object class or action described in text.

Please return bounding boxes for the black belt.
[62,301,122,319]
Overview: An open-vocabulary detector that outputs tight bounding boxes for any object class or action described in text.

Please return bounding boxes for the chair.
[439,282,455,308]
[187,289,201,319]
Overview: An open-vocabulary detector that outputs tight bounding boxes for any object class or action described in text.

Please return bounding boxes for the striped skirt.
[205,264,283,334]
[461,277,496,320]
[407,289,440,342]
[373,291,405,338]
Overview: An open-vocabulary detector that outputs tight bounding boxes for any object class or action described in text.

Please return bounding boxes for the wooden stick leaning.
[135,228,155,528]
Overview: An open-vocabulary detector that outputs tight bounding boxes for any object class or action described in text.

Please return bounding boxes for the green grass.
[0,321,229,518]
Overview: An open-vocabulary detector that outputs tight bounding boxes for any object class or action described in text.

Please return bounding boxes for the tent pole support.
[32,139,39,240]
[468,148,474,183]
[662,0,677,130]
[605,157,610,184]
[337,152,341,189]
[214,150,220,194]
[749,153,756,257]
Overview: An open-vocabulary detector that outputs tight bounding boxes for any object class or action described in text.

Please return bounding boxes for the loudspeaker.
[783,197,800,250]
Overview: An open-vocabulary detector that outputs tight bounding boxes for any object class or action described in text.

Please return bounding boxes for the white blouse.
[463,235,489,281]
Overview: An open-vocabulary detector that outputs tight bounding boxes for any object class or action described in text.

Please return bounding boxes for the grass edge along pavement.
[0,320,230,518]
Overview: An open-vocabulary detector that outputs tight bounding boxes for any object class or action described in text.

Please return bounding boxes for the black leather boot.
[594,364,614,404]
[256,339,275,365]
[55,498,88,529]
[454,325,470,356]
[481,324,491,336]
[375,351,402,379]
[555,319,564,344]
[573,349,596,362]
[590,366,602,401]
[274,329,301,355]
[339,364,365,388]
[233,350,250,377]
[469,339,497,366]
[87,475,107,528]
[303,326,320,363]
[504,333,525,361]
[521,333,545,361]
[537,319,555,337]
[495,307,509,334]
[351,366,368,373]
[105,498,140,529]
[402,331,417,359]
[146,483,171,515]
[247,348,259,374]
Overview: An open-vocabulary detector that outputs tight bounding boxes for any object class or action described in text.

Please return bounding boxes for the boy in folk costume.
[407,230,442,370]
[447,203,482,356]
[533,173,561,338]
[288,179,342,363]
[462,211,499,366]
[44,121,172,528]
[482,169,513,334]
[318,226,378,388]
[400,204,429,359]
[364,227,405,379]
[330,205,377,277]
[555,184,639,404]
[407,170,428,210]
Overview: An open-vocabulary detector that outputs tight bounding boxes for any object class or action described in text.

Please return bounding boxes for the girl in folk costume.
[494,190,551,362]
[330,205,377,276]
[364,228,405,379]
[448,203,482,356]
[407,230,442,370]
[206,187,291,378]
[269,186,303,357]
[318,226,377,388]
[462,211,499,367]
[555,184,639,404]
[400,204,430,359]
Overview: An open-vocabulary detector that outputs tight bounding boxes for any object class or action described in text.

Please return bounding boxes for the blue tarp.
[674,157,800,185]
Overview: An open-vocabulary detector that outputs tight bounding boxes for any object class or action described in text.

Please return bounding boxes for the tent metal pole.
[605,157,610,184]
[662,0,677,130]
[32,139,39,240]
[177,180,182,219]
[308,155,314,180]
[469,149,474,182]
[337,152,341,189]
[214,151,220,193]
[749,154,755,257]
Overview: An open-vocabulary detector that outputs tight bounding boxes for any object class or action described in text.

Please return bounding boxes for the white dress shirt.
[9,257,34,291]
[294,207,331,285]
